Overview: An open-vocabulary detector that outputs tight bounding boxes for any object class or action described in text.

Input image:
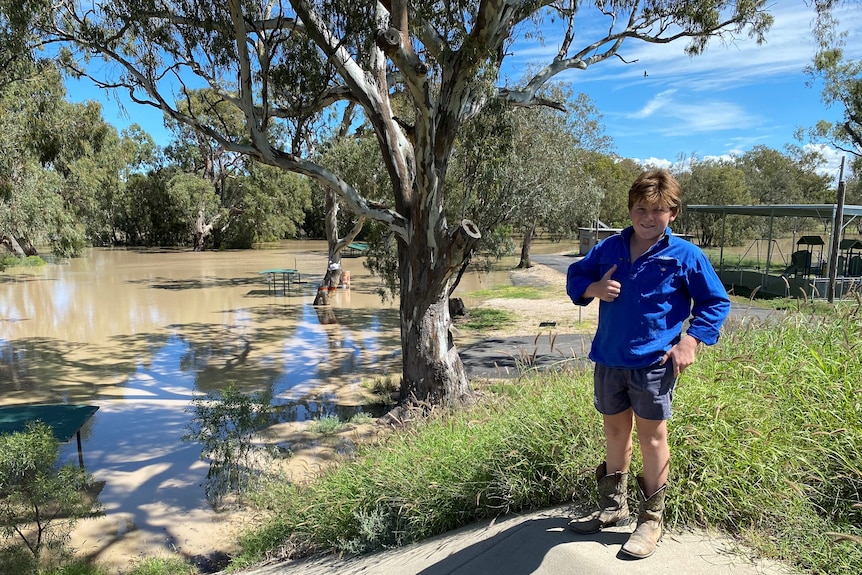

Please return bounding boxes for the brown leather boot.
[568,462,630,534]
[620,476,666,558]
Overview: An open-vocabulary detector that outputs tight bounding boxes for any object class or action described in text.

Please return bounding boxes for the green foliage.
[0,61,141,257]
[677,158,752,246]
[585,154,645,228]
[0,255,46,268]
[232,305,862,575]
[38,556,195,575]
[670,306,862,573]
[125,555,197,575]
[464,285,546,300]
[220,163,312,248]
[806,2,862,159]
[182,384,274,508]
[308,415,344,435]
[448,84,607,259]
[361,374,400,403]
[0,423,101,573]
[348,413,376,426]
[41,560,108,575]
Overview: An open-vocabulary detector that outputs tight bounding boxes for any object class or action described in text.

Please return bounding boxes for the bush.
[182,384,275,508]
[0,422,101,573]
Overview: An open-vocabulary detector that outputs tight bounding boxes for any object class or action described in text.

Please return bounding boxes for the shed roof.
[686,204,862,219]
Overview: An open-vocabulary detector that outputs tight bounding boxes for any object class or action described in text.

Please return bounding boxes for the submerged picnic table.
[0,404,99,468]
[259,268,300,295]
[346,242,369,257]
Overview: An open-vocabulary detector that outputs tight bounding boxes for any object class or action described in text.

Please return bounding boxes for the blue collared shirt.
[566,226,730,369]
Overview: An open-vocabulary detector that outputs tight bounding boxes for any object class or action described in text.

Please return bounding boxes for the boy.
[566,169,730,558]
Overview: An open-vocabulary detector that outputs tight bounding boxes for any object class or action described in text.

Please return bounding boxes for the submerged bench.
[259,268,300,295]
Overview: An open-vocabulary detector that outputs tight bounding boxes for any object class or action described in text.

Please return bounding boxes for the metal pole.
[719,210,727,276]
[827,157,847,303]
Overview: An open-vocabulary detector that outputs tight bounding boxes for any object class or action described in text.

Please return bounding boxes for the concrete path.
[236,505,796,575]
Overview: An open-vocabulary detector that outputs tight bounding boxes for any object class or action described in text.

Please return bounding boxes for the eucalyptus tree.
[733,145,833,239]
[677,159,751,247]
[166,90,261,250]
[583,153,645,228]
[18,1,775,406]
[0,62,128,257]
[511,91,610,268]
[451,88,608,269]
[807,0,862,159]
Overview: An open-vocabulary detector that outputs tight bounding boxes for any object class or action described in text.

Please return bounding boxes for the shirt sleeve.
[566,245,603,306]
[684,252,731,346]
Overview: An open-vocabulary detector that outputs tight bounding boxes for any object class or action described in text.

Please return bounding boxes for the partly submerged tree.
[17,1,774,406]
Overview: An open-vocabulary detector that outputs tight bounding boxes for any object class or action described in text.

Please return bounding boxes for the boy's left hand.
[661,334,699,377]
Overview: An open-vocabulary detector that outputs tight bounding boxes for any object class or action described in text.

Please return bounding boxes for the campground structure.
[686,204,862,300]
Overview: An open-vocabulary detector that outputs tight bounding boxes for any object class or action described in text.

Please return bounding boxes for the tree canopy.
[806,0,862,159]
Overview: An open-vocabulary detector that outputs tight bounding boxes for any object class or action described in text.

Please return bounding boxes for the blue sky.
[66,3,860,180]
[505,2,862,179]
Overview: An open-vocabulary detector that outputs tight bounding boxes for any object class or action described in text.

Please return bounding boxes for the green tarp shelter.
[0,404,99,468]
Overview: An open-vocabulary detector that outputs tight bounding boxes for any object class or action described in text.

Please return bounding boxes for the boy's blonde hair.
[627,169,682,213]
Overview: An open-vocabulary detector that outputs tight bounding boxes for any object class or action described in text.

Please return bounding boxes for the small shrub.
[309,415,343,435]
[363,374,400,398]
[0,423,102,573]
[182,384,274,508]
[348,413,375,426]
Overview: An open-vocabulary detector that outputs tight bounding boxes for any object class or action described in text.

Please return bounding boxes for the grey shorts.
[593,361,676,420]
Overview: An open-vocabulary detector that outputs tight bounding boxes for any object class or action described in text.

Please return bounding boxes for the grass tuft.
[459,308,515,331]
[464,285,546,300]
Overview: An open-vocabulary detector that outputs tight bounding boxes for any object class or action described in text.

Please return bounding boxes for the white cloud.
[510,3,862,92]
[804,143,850,180]
[629,90,676,119]
[503,4,861,179]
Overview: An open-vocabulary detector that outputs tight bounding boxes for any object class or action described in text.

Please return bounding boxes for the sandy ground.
[459,263,599,339]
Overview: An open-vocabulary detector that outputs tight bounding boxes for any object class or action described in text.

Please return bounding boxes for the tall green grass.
[233,304,862,574]
[671,309,862,572]
[233,375,603,567]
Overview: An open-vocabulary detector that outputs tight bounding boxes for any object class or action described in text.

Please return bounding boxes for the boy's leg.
[621,415,669,558]
[569,368,634,534]
[633,415,669,494]
[604,408,634,474]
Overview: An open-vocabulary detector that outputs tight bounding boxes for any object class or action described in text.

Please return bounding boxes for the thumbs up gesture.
[589,264,621,302]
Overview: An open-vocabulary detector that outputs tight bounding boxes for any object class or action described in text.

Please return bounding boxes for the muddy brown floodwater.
[0,239,577,573]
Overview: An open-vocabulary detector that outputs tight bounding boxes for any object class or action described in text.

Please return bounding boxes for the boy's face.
[629,200,677,244]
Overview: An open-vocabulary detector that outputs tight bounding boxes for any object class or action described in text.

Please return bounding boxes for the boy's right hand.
[586,264,621,302]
